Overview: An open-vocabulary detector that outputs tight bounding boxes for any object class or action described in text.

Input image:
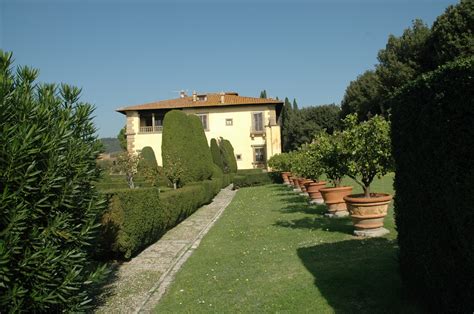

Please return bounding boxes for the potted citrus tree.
[318,132,353,217]
[342,114,393,237]
[268,153,292,185]
[289,150,306,192]
[300,141,327,204]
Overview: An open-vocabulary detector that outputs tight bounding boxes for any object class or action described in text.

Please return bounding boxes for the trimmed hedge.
[210,138,225,171]
[391,56,474,313]
[98,174,232,259]
[233,172,282,188]
[220,139,238,173]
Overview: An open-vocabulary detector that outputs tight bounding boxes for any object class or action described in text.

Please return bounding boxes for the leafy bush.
[162,110,213,187]
[268,153,291,172]
[0,51,106,312]
[391,56,474,313]
[315,132,350,187]
[298,143,325,181]
[233,172,281,188]
[343,114,393,197]
[99,177,227,259]
[139,146,161,187]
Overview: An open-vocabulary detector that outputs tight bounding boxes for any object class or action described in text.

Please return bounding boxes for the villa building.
[117,91,283,169]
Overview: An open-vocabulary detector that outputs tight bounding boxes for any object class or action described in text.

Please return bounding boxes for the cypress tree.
[220,139,238,173]
[260,90,267,98]
[292,98,299,111]
[188,114,214,180]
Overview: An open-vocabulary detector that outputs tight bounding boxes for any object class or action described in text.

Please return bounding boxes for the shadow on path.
[297,238,422,313]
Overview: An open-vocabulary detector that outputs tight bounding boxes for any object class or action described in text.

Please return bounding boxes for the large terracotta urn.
[319,186,353,217]
[305,181,327,204]
[344,193,392,237]
[281,172,291,185]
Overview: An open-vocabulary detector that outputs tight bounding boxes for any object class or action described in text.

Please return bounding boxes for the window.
[226,118,233,126]
[139,112,164,133]
[252,112,264,132]
[253,146,266,163]
[196,113,209,131]
[236,154,242,161]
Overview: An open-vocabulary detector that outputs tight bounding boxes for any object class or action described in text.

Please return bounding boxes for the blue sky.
[1,0,457,137]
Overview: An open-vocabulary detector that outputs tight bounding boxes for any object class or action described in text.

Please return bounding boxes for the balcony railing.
[139,126,163,133]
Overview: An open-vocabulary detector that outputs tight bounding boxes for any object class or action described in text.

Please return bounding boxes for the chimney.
[220,91,225,104]
[192,91,197,102]
[179,90,186,98]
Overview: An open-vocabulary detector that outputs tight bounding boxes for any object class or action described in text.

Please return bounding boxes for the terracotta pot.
[319,186,353,216]
[298,178,312,193]
[306,181,327,204]
[292,177,301,190]
[281,172,291,185]
[344,193,392,236]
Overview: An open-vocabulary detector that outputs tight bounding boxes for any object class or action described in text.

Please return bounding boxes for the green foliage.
[100,137,122,153]
[341,70,382,120]
[233,172,281,188]
[99,177,229,259]
[316,132,350,187]
[139,146,161,187]
[292,98,298,111]
[343,114,392,197]
[115,152,142,188]
[298,142,325,181]
[287,104,341,151]
[0,51,107,312]
[259,89,267,98]
[117,125,127,151]
[220,139,238,174]
[210,138,224,170]
[391,56,474,313]
[376,19,431,98]
[268,153,292,172]
[281,97,293,152]
[426,0,474,69]
[162,110,213,187]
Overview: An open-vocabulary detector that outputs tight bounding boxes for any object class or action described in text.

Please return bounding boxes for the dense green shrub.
[233,172,281,188]
[210,138,225,170]
[268,153,292,172]
[316,132,350,187]
[220,139,238,173]
[391,56,474,313]
[162,111,213,187]
[99,177,226,259]
[139,146,161,186]
[0,51,106,312]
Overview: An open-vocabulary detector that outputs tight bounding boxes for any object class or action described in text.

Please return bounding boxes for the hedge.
[220,139,238,173]
[391,56,474,313]
[98,174,232,259]
[210,138,225,171]
[233,172,282,188]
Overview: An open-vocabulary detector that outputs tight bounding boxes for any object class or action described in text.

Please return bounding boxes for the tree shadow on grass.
[297,238,422,313]
[274,216,354,235]
[279,203,328,215]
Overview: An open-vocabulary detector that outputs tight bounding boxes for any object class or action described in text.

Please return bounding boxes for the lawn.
[155,174,421,313]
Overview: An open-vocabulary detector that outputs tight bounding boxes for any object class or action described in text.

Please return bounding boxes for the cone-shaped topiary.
[0,51,107,312]
[162,110,213,187]
[220,138,238,173]
[210,138,225,171]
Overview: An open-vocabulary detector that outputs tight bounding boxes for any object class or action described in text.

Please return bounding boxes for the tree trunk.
[173,182,177,190]
[363,185,370,198]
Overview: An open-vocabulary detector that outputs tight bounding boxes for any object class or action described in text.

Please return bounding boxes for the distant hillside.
[100,137,122,153]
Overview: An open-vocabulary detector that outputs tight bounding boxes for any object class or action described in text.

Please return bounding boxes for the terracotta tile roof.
[116,92,282,113]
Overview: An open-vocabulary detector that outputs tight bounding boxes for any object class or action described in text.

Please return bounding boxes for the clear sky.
[1,0,457,137]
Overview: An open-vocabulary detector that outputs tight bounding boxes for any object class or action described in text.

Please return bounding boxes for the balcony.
[139,126,163,133]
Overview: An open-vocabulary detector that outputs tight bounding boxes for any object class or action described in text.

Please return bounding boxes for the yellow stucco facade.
[124,104,281,170]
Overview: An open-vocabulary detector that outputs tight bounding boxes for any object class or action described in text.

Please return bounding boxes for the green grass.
[155,174,421,313]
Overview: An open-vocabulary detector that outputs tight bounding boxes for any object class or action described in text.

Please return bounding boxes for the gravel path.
[95,185,237,313]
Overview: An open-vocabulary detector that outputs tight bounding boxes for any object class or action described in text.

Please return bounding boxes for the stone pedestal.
[354,227,389,237]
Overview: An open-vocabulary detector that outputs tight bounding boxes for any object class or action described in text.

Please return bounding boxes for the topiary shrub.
[220,138,238,173]
[390,56,474,313]
[0,51,107,312]
[162,111,213,187]
[139,146,161,187]
[210,138,225,171]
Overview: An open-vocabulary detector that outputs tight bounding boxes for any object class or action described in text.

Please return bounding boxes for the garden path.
[95,185,237,314]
